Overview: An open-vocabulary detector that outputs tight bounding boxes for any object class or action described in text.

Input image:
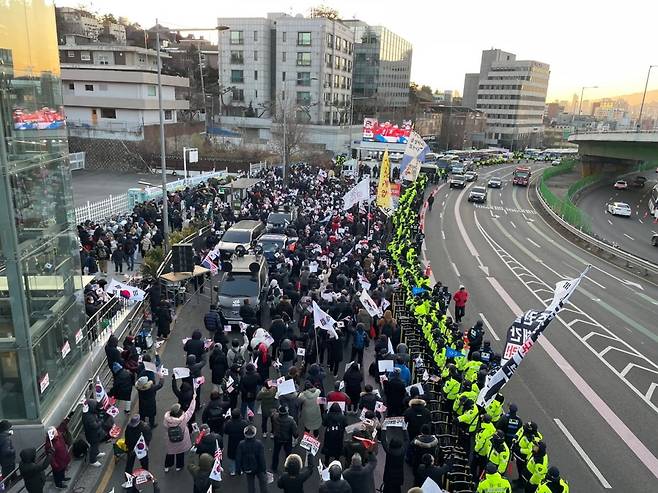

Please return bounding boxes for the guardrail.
[535,179,658,276]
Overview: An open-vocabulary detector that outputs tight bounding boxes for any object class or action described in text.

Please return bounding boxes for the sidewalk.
[80,276,416,493]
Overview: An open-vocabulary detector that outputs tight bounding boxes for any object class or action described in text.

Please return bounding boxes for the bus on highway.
[649,184,658,215]
[512,166,531,186]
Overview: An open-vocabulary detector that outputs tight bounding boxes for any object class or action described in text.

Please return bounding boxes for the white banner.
[105,280,146,302]
[343,178,370,210]
[400,131,429,182]
[359,290,383,318]
[312,301,338,337]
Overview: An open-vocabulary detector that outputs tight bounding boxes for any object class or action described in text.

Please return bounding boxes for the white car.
[606,202,632,217]
[613,180,628,190]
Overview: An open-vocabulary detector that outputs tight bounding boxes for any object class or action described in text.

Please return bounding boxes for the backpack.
[96,247,108,260]
[353,329,366,350]
[167,424,184,443]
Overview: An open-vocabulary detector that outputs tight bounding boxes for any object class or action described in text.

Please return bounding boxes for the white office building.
[463,49,550,149]
[59,35,189,140]
[217,13,354,125]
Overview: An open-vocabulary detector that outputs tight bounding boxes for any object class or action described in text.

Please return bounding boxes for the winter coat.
[343,369,363,403]
[384,377,407,415]
[240,369,261,402]
[327,336,344,363]
[203,311,222,333]
[276,455,314,493]
[319,477,352,493]
[343,453,378,493]
[411,434,439,472]
[381,433,405,486]
[125,421,152,451]
[209,348,228,385]
[235,437,266,474]
[271,411,298,443]
[195,432,222,457]
[18,448,49,493]
[82,400,105,445]
[298,388,322,431]
[111,368,134,401]
[172,378,195,411]
[201,398,229,434]
[358,391,378,412]
[322,410,347,457]
[0,431,16,473]
[269,318,287,343]
[136,378,163,418]
[105,339,123,371]
[403,399,431,441]
[45,434,70,473]
[184,337,206,360]
[256,386,278,418]
[188,453,220,493]
[223,417,248,459]
[163,394,196,455]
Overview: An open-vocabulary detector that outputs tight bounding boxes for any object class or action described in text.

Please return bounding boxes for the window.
[147,85,156,96]
[164,110,173,120]
[296,91,311,105]
[97,54,110,65]
[98,83,108,91]
[297,72,311,86]
[80,51,90,61]
[325,53,332,68]
[340,76,346,89]
[282,72,286,81]
[297,32,311,46]
[324,74,331,87]
[347,60,352,72]
[68,83,74,90]
[230,30,244,45]
[335,36,341,49]
[254,50,258,61]
[335,56,340,70]
[282,52,286,62]
[254,70,258,80]
[84,84,94,91]
[326,33,333,48]
[253,30,258,41]
[67,51,75,58]
[296,52,311,66]
[282,32,286,43]
[138,54,146,63]
[231,70,244,83]
[230,51,244,64]
[334,75,339,88]
[232,89,245,101]
[100,108,116,119]
[255,89,258,98]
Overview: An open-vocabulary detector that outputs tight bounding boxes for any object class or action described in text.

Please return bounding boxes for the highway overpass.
[568,131,658,175]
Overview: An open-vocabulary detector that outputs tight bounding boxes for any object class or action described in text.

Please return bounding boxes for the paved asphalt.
[423,161,658,492]
[576,171,658,261]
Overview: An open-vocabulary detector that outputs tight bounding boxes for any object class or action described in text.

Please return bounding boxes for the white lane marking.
[623,233,635,241]
[639,219,644,224]
[469,214,658,477]
[526,237,541,248]
[441,231,446,240]
[510,221,517,229]
[608,219,613,225]
[453,187,479,257]
[554,418,612,489]
[451,262,461,278]
[478,312,500,341]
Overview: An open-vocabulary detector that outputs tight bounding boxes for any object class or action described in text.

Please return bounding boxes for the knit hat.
[243,425,257,438]
[278,405,288,415]
[128,415,141,427]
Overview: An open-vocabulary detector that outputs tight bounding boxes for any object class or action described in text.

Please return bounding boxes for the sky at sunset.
[57,0,658,101]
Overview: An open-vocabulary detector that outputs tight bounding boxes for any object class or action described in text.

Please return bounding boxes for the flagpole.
[367,199,371,239]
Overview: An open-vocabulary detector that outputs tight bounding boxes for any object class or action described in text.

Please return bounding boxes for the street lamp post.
[155,23,170,253]
[637,65,657,132]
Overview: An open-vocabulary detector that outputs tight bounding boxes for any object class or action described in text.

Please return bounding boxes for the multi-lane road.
[577,171,658,261]
[423,162,658,492]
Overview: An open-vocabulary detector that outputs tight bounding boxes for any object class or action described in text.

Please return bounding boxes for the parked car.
[468,186,487,203]
[464,171,478,182]
[487,177,502,188]
[551,159,561,166]
[449,174,466,189]
[613,180,628,190]
[631,176,647,188]
[606,202,632,217]
[652,233,658,246]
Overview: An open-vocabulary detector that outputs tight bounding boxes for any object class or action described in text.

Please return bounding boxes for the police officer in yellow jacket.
[514,421,543,484]
[524,441,549,492]
[477,462,511,493]
[536,466,569,493]
[487,431,510,475]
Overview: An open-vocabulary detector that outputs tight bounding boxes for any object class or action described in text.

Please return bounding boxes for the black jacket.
[381,432,405,485]
[184,337,206,360]
[223,417,248,459]
[239,304,258,325]
[269,318,287,342]
[19,448,49,493]
[403,398,431,441]
[235,437,266,474]
[204,311,222,332]
[343,453,378,493]
[272,411,298,443]
[82,401,105,445]
[125,421,152,450]
[196,431,223,456]
[111,368,134,402]
[105,341,123,372]
[384,377,407,414]
[209,348,228,385]
[321,411,347,457]
[240,370,261,401]
[411,434,439,473]
[319,478,353,493]
[415,460,453,488]
[0,431,15,473]
[136,379,163,418]
[276,461,313,493]
[202,398,229,434]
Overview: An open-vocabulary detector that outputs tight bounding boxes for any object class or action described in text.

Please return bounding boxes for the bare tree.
[309,5,340,20]
[271,95,310,176]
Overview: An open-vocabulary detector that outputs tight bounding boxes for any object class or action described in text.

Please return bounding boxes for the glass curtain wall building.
[0,0,85,420]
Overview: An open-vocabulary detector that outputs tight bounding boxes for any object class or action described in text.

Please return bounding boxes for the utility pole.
[198,48,207,132]
[155,23,170,252]
[637,65,657,132]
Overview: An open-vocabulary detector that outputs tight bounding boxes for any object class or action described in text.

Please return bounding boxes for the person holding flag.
[187,452,219,493]
[124,415,152,474]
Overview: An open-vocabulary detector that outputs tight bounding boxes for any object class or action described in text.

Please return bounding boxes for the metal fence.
[74,194,130,224]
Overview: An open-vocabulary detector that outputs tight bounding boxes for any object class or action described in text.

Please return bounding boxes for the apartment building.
[463,49,550,149]
[217,13,354,125]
